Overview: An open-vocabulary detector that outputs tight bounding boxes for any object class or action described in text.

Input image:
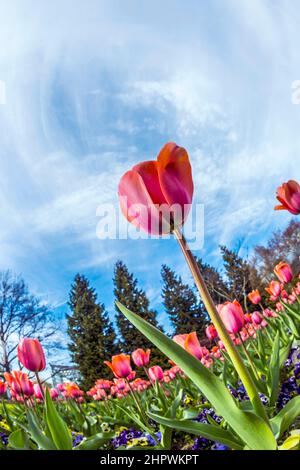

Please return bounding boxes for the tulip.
[104,354,133,379]
[118,142,194,234]
[217,300,245,334]
[274,180,300,215]
[252,312,263,325]
[5,371,34,397]
[174,332,206,360]
[244,313,252,323]
[206,324,218,341]
[33,383,44,400]
[248,289,261,305]
[17,338,46,372]
[131,348,151,367]
[265,281,282,301]
[274,261,293,284]
[0,380,6,395]
[50,388,59,400]
[148,365,164,382]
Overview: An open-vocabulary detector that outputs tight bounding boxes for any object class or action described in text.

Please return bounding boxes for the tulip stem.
[173,228,269,424]
[35,372,45,401]
[126,379,148,424]
[237,333,260,381]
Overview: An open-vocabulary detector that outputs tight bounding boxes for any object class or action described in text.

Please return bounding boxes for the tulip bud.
[17,338,46,372]
[104,354,133,379]
[217,300,245,334]
[131,348,151,367]
[274,262,293,284]
[247,289,261,305]
[205,324,218,341]
[148,366,164,382]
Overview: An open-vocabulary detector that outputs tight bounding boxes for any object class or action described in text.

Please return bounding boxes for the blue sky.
[0,0,300,366]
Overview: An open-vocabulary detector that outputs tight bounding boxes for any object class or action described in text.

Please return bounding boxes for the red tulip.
[148,365,164,382]
[274,261,293,284]
[265,281,282,301]
[205,324,218,341]
[274,180,300,215]
[0,380,6,395]
[104,354,133,379]
[131,348,151,367]
[17,338,46,372]
[217,300,245,334]
[118,142,194,234]
[248,289,261,305]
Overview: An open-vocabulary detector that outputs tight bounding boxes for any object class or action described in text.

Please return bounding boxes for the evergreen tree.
[161,264,207,337]
[113,261,165,364]
[67,274,117,389]
[196,257,230,305]
[220,246,260,310]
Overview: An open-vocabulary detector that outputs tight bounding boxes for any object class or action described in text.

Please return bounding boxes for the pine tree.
[196,257,230,305]
[113,261,166,365]
[67,274,117,389]
[161,264,207,337]
[220,246,260,311]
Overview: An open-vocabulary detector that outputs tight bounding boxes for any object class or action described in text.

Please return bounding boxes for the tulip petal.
[157,142,194,211]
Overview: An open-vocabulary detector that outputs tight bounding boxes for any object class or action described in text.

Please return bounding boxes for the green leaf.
[26,409,56,450]
[75,432,115,450]
[117,302,277,450]
[8,429,30,450]
[45,388,72,450]
[148,413,243,450]
[267,331,280,407]
[271,396,300,439]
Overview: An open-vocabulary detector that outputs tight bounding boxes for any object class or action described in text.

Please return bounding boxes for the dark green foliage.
[67,274,117,389]
[113,261,166,365]
[220,246,261,311]
[196,257,230,305]
[161,264,207,337]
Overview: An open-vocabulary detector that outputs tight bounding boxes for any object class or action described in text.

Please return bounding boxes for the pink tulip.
[217,300,245,334]
[252,312,262,325]
[131,348,151,367]
[0,380,7,395]
[274,180,300,215]
[118,142,194,234]
[274,262,293,284]
[265,281,282,301]
[205,324,218,341]
[148,366,164,382]
[50,388,59,400]
[33,383,44,400]
[17,338,46,372]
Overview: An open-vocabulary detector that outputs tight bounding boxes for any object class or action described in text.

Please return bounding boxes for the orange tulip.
[247,289,261,305]
[104,354,133,378]
[265,280,282,301]
[274,261,293,284]
[118,142,194,234]
[274,180,300,215]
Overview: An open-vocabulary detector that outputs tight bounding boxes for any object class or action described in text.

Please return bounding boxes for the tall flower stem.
[35,372,45,401]
[173,228,269,424]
